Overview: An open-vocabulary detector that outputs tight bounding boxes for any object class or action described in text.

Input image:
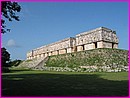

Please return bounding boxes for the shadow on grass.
[9,69,32,73]
[2,71,128,97]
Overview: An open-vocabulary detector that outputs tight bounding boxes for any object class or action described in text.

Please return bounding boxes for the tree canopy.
[1,1,21,33]
[2,47,10,67]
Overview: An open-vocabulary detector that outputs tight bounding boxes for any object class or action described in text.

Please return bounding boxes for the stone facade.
[27,27,119,60]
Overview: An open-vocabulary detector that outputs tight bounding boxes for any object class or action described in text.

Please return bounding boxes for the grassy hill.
[45,48,128,72]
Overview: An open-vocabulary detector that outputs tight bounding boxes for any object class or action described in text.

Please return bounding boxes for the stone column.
[113,43,118,48]
[34,56,36,59]
[37,54,40,58]
[41,53,43,57]
[49,52,52,56]
[77,45,83,51]
[32,56,34,59]
[52,51,55,55]
[45,53,49,57]
[45,53,47,57]
[84,44,89,50]
[97,41,103,48]
[67,48,72,53]
[59,49,67,54]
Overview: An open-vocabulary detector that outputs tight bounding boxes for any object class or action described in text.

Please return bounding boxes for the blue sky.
[2,2,128,60]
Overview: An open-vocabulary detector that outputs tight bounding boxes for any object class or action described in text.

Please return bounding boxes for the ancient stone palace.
[27,27,119,60]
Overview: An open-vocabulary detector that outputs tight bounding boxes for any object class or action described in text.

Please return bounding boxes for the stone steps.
[34,57,49,70]
[17,57,47,69]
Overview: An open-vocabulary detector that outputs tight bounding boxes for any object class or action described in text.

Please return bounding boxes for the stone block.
[77,46,84,51]
[45,53,48,57]
[49,52,52,56]
[52,51,59,55]
[67,48,72,53]
[84,43,95,50]
[113,43,118,48]
[97,41,103,48]
[59,49,67,54]
[103,42,112,48]
[41,54,44,57]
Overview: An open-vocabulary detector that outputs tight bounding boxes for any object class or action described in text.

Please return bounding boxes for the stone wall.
[27,37,76,59]
[75,27,118,51]
[27,27,119,60]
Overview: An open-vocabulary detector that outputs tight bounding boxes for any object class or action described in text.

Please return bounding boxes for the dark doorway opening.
[82,45,85,50]
[94,42,97,48]
[112,43,114,48]
[57,50,59,55]
[65,48,67,53]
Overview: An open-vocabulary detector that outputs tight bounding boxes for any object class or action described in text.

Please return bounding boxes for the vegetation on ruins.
[45,48,128,72]
[17,48,128,72]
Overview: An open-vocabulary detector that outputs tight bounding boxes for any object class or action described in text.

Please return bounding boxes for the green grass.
[2,69,128,96]
[46,48,128,68]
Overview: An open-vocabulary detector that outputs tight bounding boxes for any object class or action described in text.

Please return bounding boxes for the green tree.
[2,47,10,67]
[1,1,21,33]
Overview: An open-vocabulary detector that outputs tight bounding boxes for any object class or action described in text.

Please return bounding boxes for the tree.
[2,47,10,67]
[1,1,21,34]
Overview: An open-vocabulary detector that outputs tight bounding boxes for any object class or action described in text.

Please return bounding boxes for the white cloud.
[6,39,20,48]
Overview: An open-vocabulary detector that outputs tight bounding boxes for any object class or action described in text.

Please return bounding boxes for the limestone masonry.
[27,27,119,60]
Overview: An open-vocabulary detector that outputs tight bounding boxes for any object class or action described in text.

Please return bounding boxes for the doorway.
[94,42,97,48]
[112,43,114,48]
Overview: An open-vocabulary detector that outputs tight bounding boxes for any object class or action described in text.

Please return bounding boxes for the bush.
[9,60,22,67]
[2,67,10,73]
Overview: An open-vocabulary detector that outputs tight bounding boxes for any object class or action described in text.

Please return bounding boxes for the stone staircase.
[34,57,49,70]
[17,57,48,69]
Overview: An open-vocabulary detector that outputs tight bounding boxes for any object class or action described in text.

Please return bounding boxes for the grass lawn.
[2,69,128,96]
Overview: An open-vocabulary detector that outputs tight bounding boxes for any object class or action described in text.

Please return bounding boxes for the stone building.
[27,27,118,60]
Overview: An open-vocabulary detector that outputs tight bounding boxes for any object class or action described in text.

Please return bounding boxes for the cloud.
[6,39,21,48]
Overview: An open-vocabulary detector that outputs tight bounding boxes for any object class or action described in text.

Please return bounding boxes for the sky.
[2,2,128,60]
